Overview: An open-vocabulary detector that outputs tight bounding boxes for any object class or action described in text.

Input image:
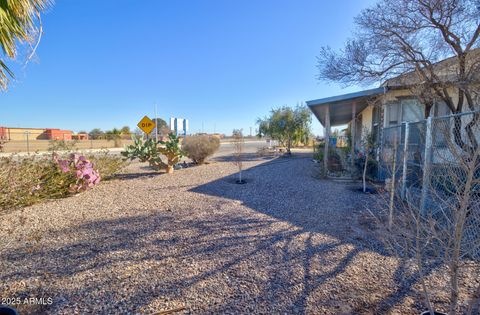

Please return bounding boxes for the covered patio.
[306,87,386,174]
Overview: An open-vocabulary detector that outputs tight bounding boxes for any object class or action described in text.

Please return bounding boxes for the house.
[306,52,480,165]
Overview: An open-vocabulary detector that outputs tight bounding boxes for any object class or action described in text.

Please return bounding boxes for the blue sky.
[0,0,376,135]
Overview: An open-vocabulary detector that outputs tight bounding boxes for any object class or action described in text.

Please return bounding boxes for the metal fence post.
[401,122,409,199]
[420,117,433,214]
[25,131,30,154]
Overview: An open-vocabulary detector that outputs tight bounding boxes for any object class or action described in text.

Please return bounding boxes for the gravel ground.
[0,151,475,314]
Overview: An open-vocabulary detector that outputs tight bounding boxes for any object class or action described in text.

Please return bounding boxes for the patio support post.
[351,102,356,171]
[401,122,409,199]
[323,105,330,177]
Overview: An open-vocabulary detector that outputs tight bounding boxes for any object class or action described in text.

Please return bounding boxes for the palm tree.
[0,0,52,90]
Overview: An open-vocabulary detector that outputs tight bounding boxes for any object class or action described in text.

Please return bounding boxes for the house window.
[385,98,425,127]
[401,98,424,122]
[386,102,400,126]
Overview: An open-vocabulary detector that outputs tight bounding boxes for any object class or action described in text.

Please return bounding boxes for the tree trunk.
[362,150,369,193]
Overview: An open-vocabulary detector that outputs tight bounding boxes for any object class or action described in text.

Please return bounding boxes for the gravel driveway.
[0,151,432,314]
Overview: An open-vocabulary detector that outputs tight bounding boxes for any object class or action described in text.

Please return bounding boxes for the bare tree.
[232,129,245,184]
[371,115,480,314]
[317,0,480,154]
[360,128,376,193]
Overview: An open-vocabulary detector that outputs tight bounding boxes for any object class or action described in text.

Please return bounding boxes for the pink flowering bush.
[0,152,116,213]
[54,154,101,191]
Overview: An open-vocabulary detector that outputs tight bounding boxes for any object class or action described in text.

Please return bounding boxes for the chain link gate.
[379,110,480,259]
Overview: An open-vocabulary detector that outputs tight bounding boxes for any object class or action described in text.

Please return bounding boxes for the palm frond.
[0,0,52,90]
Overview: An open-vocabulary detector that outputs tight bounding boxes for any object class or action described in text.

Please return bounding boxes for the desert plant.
[48,139,78,152]
[122,137,164,169]
[232,129,244,183]
[314,144,343,173]
[158,133,184,173]
[183,135,220,164]
[87,150,127,179]
[122,133,183,173]
[0,139,6,152]
[0,153,102,212]
[54,153,101,191]
[0,155,73,211]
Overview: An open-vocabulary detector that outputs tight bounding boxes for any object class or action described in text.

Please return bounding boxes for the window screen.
[401,98,424,122]
[386,102,399,126]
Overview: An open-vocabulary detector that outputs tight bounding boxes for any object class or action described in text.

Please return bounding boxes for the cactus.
[158,133,184,173]
[121,133,183,173]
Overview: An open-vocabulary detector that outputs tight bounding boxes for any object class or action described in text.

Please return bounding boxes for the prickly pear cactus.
[121,134,183,173]
[158,134,184,173]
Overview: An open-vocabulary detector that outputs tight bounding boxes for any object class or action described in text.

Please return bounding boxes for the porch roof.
[306,87,386,127]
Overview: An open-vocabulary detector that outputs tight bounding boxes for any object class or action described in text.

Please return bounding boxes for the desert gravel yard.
[0,152,453,314]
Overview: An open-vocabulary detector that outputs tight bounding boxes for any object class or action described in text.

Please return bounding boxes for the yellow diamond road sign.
[137,115,156,134]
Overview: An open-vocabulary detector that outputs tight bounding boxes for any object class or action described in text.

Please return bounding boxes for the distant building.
[72,132,89,140]
[0,127,73,141]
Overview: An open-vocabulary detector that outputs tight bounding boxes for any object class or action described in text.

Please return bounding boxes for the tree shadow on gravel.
[189,152,440,313]
[114,171,165,180]
[210,152,276,162]
[0,152,440,314]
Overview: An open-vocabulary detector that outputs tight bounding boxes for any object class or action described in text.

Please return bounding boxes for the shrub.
[0,153,104,213]
[87,150,127,179]
[48,139,78,152]
[54,153,101,191]
[0,139,6,152]
[0,155,74,212]
[354,156,378,179]
[183,135,220,164]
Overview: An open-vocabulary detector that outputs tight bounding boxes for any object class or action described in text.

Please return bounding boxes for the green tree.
[0,0,52,90]
[105,128,122,147]
[105,128,120,139]
[257,105,312,154]
[153,118,168,129]
[149,118,170,137]
[88,128,104,140]
[120,126,131,135]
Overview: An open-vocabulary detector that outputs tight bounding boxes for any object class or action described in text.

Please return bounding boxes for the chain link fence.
[0,132,139,154]
[379,110,480,259]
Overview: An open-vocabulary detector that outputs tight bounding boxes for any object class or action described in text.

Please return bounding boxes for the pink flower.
[57,159,70,173]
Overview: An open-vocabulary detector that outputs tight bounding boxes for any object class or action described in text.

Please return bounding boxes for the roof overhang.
[306,87,386,127]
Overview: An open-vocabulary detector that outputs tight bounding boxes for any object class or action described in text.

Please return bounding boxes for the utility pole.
[154,103,158,142]
[250,127,252,137]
